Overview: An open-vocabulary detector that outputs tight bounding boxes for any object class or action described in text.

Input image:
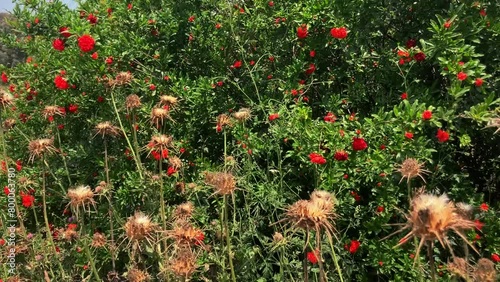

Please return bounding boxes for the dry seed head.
[310,190,335,212]
[216,114,232,127]
[168,156,182,170]
[456,202,473,219]
[447,257,470,280]
[283,191,336,233]
[168,223,203,247]
[42,105,65,119]
[204,171,236,195]
[174,202,194,220]
[126,267,150,282]
[396,158,430,184]
[66,185,95,214]
[110,71,133,87]
[169,248,197,278]
[159,95,179,107]
[233,108,252,122]
[91,232,107,248]
[94,121,121,138]
[124,211,157,242]
[126,94,142,110]
[0,91,14,108]
[484,117,500,134]
[28,138,57,162]
[474,258,497,282]
[150,107,172,127]
[147,134,173,152]
[3,118,15,130]
[59,227,78,241]
[175,182,185,194]
[272,232,284,243]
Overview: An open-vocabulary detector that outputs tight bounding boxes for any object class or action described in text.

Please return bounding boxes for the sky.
[0,0,77,13]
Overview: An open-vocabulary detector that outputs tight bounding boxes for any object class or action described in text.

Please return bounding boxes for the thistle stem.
[55,126,72,186]
[104,140,116,271]
[428,241,436,282]
[223,194,236,282]
[326,233,344,282]
[316,230,326,282]
[80,214,101,282]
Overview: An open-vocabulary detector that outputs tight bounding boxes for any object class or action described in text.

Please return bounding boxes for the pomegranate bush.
[0,0,499,281]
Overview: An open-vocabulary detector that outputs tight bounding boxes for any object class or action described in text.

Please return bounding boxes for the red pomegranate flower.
[330,27,347,39]
[20,191,35,208]
[1,72,7,83]
[54,75,69,90]
[269,113,279,121]
[68,104,78,113]
[306,250,319,264]
[479,203,489,212]
[347,240,360,254]
[167,166,177,176]
[401,92,408,100]
[305,63,316,75]
[404,132,414,139]
[59,27,71,38]
[422,110,432,120]
[324,112,336,123]
[352,137,368,151]
[297,24,308,39]
[52,38,65,51]
[334,150,348,161]
[233,60,242,69]
[77,34,95,53]
[457,72,467,81]
[475,78,483,87]
[309,153,326,165]
[414,52,426,62]
[436,129,449,143]
[491,254,500,263]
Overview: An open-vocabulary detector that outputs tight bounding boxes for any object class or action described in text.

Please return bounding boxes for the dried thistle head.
[91,232,107,248]
[28,138,57,162]
[58,225,79,241]
[3,118,16,130]
[124,211,157,245]
[66,185,95,215]
[126,266,150,282]
[175,182,185,194]
[216,114,232,128]
[272,232,284,243]
[151,107,172,128]
[204,171,236,195]
[484,117,500,135]
[146,134,173,154]
[233,108,252,122]
[0,91,14,108]
[447,257,471,280]
[173,202,194,221]
[94,121,121,138]
[394,191,477,261]
[456,202,473,219]
[159,95,179,108]
[110,71,133,87]
[168,156,182,170]
[169,248,197,279]
[395,158,430,184]
[310,190,335,212]
[474,258,497,282]
[126,94,142,110]
[42,105,65,119]
[167,222,204,247]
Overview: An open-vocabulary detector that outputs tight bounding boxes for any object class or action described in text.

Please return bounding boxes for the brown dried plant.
[108,71,133,87]
[28,138,57,162]
[395,158,430,184]
[125,94,142,110]
[42,105,65,119]
[233,108,252,122]
[474,258,497,282]
[204,171,237,195]
[66,185,96,216]
[126,266,150,282]
[0,90,14,108]
[150,107,172,127]
[158,95,179,108]
[168,248,198,279]
[94,121,121,138]
[484,117,500,134]
[123,211,158,249]
[173,202,195,221]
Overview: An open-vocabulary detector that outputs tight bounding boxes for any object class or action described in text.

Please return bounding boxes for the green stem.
[223,194,236,282]
[326,233,344,282]
[428,241,436,282]
[56,126,72,186]
[80,214,102,282]
[316,230,326,282]
[110,91,143,179]
[104,140,116,271]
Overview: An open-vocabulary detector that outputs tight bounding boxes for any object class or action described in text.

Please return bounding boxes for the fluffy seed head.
[169,248,197,278]
[204,171,236,195]
[216,114,232,127]
[66,185,95,215]
[94,121,121,138]
[91,232,107,248]
[109,71,133,87]
[169,156,183,170]
[28,138,56,162]
[233,108,252,122]
[126,267,150,282]
[159,95,178,107]
[125,94,142,110]
[3,118,16,130]
[396,158,430,184]
[151,107,171,127]
[447,257,470,280]
[0,91,14,108]
[174,202,194,220]
[474,258,496,282]
[42,105,65,119]
[124,211,157,243]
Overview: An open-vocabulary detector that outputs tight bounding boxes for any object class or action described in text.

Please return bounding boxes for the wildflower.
[126,267,150,282]
[233,108,252,122]
[475,78,483,87]
[20,191,34,208]
[91,52,98,59]
[94,121,121,138]
[126,94,142,110]
[310,50,316,57]
[330,27,347,39]
[87,13,97,24]
[376,206,385,213]
[28,138,57,162]
[347,240,360,254]
[66,185,96,215]
[269,113,279,121]
[414,52,426,62]
[150,107,172,128]
[68,104,78,113]
[324,112,336,122]
[422,110,432,120]
[59,26,71,38]
[309,153,326,164]
[491,254,500,263]
[352,137,368,151]
[405,132,414,139]
[173,202,195,221]
[480,203,489,212]
[52,38,65,51]
[457,72,468,81]
[334,150,348,161]
[307,250,319,264]
[305,63,316,75]
[124,211,157,246]
[42,105,65,121]
[436,129,450,143]
[401,92,408,99]
[232,60,242,68]
[297,24,308,39]
[1,72,7,83]
[91,232,107,248]
[54,75,69,90]
[444,20,452,28]
[204,171,236,195]
[395,158,430,184]
[77,34,95,52]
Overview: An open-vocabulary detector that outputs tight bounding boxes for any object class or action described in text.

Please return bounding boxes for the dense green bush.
[0,0,499,281]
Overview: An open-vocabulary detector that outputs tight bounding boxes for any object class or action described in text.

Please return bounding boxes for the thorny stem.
[80,214,102,282]
[41,159,66,279]
[110,91,143,179]
[326,232,344,282]
[55,126,72,186]
[303,231,309,282]
[428,241,436,282]
[158,158,168,255]
[224,194,236,282]
[104,140,116,271]
[316,230,326,282]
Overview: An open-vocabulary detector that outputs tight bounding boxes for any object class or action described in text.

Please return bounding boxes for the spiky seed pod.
[233,108,252,122]
[173,202,194,221]
[394,191,477,260]
[216,114,232,128]
[175,182,185,193]
[484,117,500,134]
[167,222,204,247]
[60,227,78,241]
[106,271,121,282]
[0,91,14,108]
[109,71,133,87]
[150,107,172,127]
[204,171,236,195]
[94,121,121,138]
[125,94,142,110]
[272,232,284,243]
[126,267,150,282]
[66,185,95,215]
[169,248,197,279]
[159,95,179,108]
[124,212,157,245]
[395,158,430,184]
[3,118,15,130]
[447,257,471,280]
[310,190,335,212]
[91,232,107,248]
[42,105,65,119]
[146,134,173,156]
[168,156,183,170]
[28,138,57,162]
[474,258,497,282]
[456,202,473,219]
